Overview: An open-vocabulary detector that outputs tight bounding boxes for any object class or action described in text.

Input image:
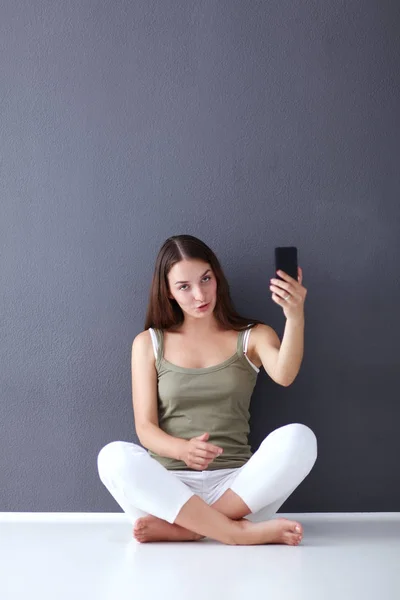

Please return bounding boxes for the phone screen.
[274,247,298,280]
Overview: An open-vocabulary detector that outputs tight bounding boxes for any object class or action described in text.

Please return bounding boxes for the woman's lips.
[196,303,209,311]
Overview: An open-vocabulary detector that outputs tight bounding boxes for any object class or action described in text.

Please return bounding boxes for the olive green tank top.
[148,325,260,471]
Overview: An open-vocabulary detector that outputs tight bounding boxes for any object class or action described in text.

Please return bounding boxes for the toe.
[292,522,303,535]
[295,535,302,546]
[134,518,144,530]
[291,534,300,546]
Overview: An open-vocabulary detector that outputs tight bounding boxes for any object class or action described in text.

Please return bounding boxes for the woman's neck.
[175,316,223,337]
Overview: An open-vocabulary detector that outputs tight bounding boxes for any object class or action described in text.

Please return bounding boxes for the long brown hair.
[144,234,265,331]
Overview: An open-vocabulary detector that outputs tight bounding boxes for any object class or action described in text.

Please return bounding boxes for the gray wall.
[2,0,399,513]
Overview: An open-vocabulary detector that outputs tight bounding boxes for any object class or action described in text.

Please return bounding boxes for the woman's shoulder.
[248,323,279,352]
[249,323,278,338]
[248,321,273,330]
[131,329,155,357]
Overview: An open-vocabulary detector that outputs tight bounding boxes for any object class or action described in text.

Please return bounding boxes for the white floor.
[2,512,400,600]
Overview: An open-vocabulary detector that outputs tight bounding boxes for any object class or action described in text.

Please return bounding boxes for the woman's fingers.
[195,448,220,459]
[276,270,299,285]
[297,266,303,284]
[270,280,292,294]
[190,450,219,468]
[191,459,210,470]
[187,439,224,469]
[199,442,223,455]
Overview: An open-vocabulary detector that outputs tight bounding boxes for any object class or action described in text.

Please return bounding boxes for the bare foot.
[234,517,303,546]
[133,515,203,543]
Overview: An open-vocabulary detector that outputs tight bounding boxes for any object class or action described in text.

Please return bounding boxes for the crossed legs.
[98,424,317,546]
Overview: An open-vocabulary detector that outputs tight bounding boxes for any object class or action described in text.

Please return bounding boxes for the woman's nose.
[193,288,205,301]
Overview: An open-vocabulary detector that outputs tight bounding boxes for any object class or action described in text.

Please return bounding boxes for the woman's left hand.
[270,267,307,320]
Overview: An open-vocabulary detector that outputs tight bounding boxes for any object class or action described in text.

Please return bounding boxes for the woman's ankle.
[225,519,245,545]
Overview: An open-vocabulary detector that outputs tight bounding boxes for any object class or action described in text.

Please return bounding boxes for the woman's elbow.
[135,421,156,448]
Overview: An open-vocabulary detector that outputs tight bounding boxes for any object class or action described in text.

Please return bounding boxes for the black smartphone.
[274,246,298,280]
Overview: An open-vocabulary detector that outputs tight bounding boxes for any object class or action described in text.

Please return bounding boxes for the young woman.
[97,234,317,546]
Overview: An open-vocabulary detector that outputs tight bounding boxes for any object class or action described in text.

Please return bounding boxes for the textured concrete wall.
[1,0,399,512]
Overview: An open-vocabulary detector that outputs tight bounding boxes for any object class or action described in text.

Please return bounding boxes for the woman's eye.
[179,276,211,291]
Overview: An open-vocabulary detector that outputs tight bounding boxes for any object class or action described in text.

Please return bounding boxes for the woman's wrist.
[175,438,188,462]
[286,314,305,327]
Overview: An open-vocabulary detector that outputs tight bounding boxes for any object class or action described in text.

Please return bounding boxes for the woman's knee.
[290,423,317,466]
[262,423,318,469]
[97,441,143,481]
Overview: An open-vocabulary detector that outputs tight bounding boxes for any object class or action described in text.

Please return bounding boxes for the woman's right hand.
[180,433,223,470]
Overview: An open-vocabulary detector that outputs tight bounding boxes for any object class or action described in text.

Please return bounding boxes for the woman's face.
[167,259,217,319]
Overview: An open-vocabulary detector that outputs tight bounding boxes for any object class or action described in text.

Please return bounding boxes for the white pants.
[97,423,317,525]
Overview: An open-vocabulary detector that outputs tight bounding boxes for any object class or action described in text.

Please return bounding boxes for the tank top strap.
[237,323,254,356]
[148,327,164,365]
[155,328,164,362]
[236,326,248,355]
